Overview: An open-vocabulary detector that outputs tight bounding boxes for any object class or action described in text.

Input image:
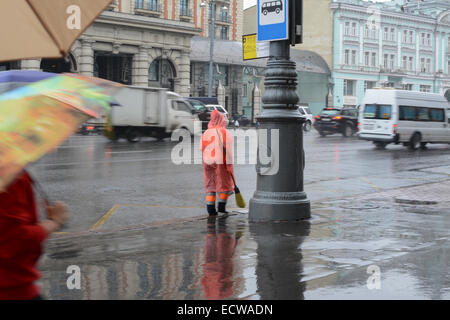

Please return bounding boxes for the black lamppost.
[249,0,311,221]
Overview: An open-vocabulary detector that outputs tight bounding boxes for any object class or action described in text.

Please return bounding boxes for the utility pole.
[208,2,216,98]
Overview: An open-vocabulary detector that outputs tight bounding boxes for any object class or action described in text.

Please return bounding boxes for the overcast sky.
[244,0,392,10]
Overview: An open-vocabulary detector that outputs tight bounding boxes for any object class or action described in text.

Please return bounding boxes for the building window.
[371,26,377,39]
[420,57,425,72]
[344,79,355,96]
[384,54,389,68]
[390,28,395,41]
[242,83,248,97]
[135,0,144,9]
[344,22,350,36]
[180,0,189,16]
[403,84,413,91]
[220,26,228,40]
[409,31,414,44]
[344,50,350,65]
[420,85,431,93]
[351,50,357,65]
[426,34,431,46]
[390,54,395,69]
[402,56,408,70]
[426,58,431,73]
[352,22,357,36]
[364,25,370,38]
[384,27,389,40]
[403,30,408,43]
[149,59,159,81]
[408,57,414,71]
[371,52,376,67]
[364,81,376,92]
[365,52,370,66]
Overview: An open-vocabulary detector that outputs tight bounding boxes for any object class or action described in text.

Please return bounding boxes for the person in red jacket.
[0,170,69,300]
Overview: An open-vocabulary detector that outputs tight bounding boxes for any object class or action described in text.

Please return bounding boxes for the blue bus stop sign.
[257,0,289,41]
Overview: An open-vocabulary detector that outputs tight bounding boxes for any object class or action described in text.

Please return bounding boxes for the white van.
[358,89,450,149]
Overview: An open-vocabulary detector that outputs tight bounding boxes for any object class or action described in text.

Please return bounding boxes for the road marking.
[89,205,121,231]
[361,177,382,191]
[89,204,240,231]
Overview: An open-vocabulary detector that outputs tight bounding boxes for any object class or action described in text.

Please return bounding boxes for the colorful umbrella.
[0,70,58,95]
[0,74,122,191]
[0,0,113,62]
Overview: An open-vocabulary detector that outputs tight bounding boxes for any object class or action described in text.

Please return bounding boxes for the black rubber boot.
[207,204,217,216]
[218,202,229,214]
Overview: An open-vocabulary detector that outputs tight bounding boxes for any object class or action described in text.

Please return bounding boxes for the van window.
[417,107,429,121]
[363,104,392,120]
[305,107,312,115]
[447,109,450,124]
[399,106,416,121]
[429,109,445,122]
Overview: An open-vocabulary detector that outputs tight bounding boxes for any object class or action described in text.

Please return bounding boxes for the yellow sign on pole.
[243,34,270,61]
[243,34,258,60]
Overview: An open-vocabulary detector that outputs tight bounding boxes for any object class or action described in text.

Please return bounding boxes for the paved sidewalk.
[37,180,450,300]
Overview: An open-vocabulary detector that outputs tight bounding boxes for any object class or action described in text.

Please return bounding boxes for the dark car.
[185,98,211,130]
[313,107,359,137]
[77,123,97,135]
[236,114,251,127]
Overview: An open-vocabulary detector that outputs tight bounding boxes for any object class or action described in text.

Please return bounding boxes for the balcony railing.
[135,1,162,14]
[180,7,193,18]
[216,14,232,23]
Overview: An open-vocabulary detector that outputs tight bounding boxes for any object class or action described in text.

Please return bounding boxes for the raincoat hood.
[208,110,227,129]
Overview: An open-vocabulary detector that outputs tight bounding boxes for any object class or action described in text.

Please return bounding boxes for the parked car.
[298,105,314,131]
[313,107,359,137]
[206,104,229,119]
[231,114,251,127]
[185,98,211,130]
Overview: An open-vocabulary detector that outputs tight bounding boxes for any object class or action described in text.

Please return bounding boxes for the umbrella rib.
[26,0,64,55]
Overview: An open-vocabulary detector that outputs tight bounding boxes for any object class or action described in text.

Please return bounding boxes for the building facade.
[331,0,450,108]
[5,0,243,97]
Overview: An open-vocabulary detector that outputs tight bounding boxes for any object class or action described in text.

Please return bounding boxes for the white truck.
[106,86,200,142]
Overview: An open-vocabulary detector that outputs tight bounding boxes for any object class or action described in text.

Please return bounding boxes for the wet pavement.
[32,132,450,299]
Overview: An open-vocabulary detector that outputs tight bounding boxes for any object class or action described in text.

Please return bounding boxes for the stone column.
[252,84,261,123]
[79,39,95,77]
[178,49,191,97]
[132,46,150,87]
[218,80,225,106]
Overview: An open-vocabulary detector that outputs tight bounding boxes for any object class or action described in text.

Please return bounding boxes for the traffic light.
[289,0,303,45]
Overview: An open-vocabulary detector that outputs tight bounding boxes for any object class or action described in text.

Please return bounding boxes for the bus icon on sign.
[262,1,283,15]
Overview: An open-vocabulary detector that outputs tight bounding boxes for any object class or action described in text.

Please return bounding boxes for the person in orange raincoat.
[201,216,237,299]
[201,110,235,216]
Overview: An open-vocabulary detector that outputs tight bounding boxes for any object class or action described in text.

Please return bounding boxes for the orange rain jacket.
[201,110,235,193]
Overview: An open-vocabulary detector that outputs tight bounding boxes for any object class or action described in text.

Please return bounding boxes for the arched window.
[149,59,160,81]
[148,58,176,91]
